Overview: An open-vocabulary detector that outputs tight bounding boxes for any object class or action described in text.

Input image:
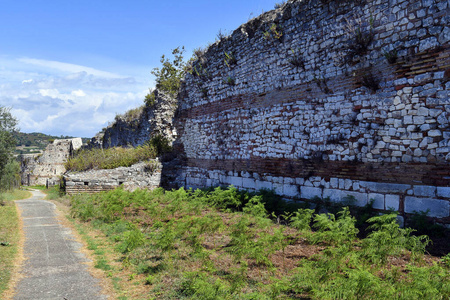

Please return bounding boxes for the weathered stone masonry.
[21,138,82,186]
[64,161,162,195]
[88,90,178,149]
[174,0,450,223]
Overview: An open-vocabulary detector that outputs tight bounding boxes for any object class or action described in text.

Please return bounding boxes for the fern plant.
[289,208,314,232]
[363,213,430,263]
[311,207,359,245]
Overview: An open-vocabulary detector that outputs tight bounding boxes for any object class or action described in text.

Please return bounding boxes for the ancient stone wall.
[88,90,178,148]
[21,138,82,186]
[174,0,450,223]
[64,160,162,195]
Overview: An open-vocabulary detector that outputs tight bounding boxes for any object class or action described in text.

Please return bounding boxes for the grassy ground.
[0,189,31,297]
[55,186,450,300]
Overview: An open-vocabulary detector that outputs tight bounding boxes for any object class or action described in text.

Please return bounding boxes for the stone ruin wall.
[174,0,450,223]
[88,90,178,149]
[64,161,162,195]
[21,138,82,186]
[58,90,178,195]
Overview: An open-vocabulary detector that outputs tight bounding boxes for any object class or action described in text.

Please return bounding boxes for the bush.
[148,134,172,156]
[151,47,186,97]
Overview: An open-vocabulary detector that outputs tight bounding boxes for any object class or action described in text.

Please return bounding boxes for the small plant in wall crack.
[191,63,211,82]
[274,1,287,9]
[344,18,374,62]
[263,23,283,42]
[223,76,236,86]
[195,82,208,98]
[383,49,398,64]
[361,71,380,93]
[314,76,332,94]
[224,51,237,68]
[288,48,305,69]
[216,29,231,42]
[199,86,208,98]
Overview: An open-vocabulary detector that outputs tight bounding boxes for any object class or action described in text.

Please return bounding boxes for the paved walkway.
[13,190,107,300]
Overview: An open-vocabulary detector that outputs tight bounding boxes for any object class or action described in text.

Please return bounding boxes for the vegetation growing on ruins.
[361,70,381,93]
[65,135,171,172]
[146,47,186,104]
[383,49,398,64]
[288,48,305,69]
[223,76,236,86]
[66,186,450,299]
[65,144,157,172]
[115,105,145,124]
[224,51,237,68]
[263,23,283,41]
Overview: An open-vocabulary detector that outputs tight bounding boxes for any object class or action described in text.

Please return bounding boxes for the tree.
[145,46,186,106]
[0,106,18,190]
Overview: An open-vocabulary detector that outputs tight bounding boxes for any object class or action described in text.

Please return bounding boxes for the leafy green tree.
[145,46,186,105]
[0,107,18,190]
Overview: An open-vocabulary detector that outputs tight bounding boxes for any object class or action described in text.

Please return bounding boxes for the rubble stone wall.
[64,161,162,195]
[174,0,450,223]
[88,90,178,149]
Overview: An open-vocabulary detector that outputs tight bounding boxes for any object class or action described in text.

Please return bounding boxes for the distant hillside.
[13,132,89,155]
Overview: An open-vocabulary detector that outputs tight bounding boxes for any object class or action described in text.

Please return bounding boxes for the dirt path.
[12,190,108,300]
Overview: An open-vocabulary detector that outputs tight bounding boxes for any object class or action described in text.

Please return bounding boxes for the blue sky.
[0,0,278,137]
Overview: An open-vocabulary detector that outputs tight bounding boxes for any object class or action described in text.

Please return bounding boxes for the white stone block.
[428,130,442,137]
[417,107,429,116]
[437,187,450,198]
[369,193,385,210]
[413,116,425,124]
[413,185,436,197]
[361,181,409,193]
[344,191,368,207]
[301,186,323,199]
[385,194,400,211]
[273,183,284,195]
[405,197,450,218]
[284,184,299,197]
[330,178,338,188]
[404,115,413,124]
[323,188,344,202]
[256,180,273,191]
[344,179,352,190]
[242,178,256,190]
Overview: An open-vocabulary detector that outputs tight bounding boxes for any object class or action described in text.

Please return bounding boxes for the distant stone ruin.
[20,138,82,186]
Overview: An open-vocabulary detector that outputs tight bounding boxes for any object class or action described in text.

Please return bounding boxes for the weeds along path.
[12,189,108,300]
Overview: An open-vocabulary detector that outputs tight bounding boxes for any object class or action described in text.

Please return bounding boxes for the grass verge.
[0,189,31,298]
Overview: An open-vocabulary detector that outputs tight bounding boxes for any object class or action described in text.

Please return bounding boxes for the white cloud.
[0,56,151,137]
[18,58,122,78]
[71,89,86,97]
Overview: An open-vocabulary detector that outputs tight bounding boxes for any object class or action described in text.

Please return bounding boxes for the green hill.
[13,132,89,155]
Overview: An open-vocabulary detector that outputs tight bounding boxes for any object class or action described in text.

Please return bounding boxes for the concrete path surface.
[13,189,107,300]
